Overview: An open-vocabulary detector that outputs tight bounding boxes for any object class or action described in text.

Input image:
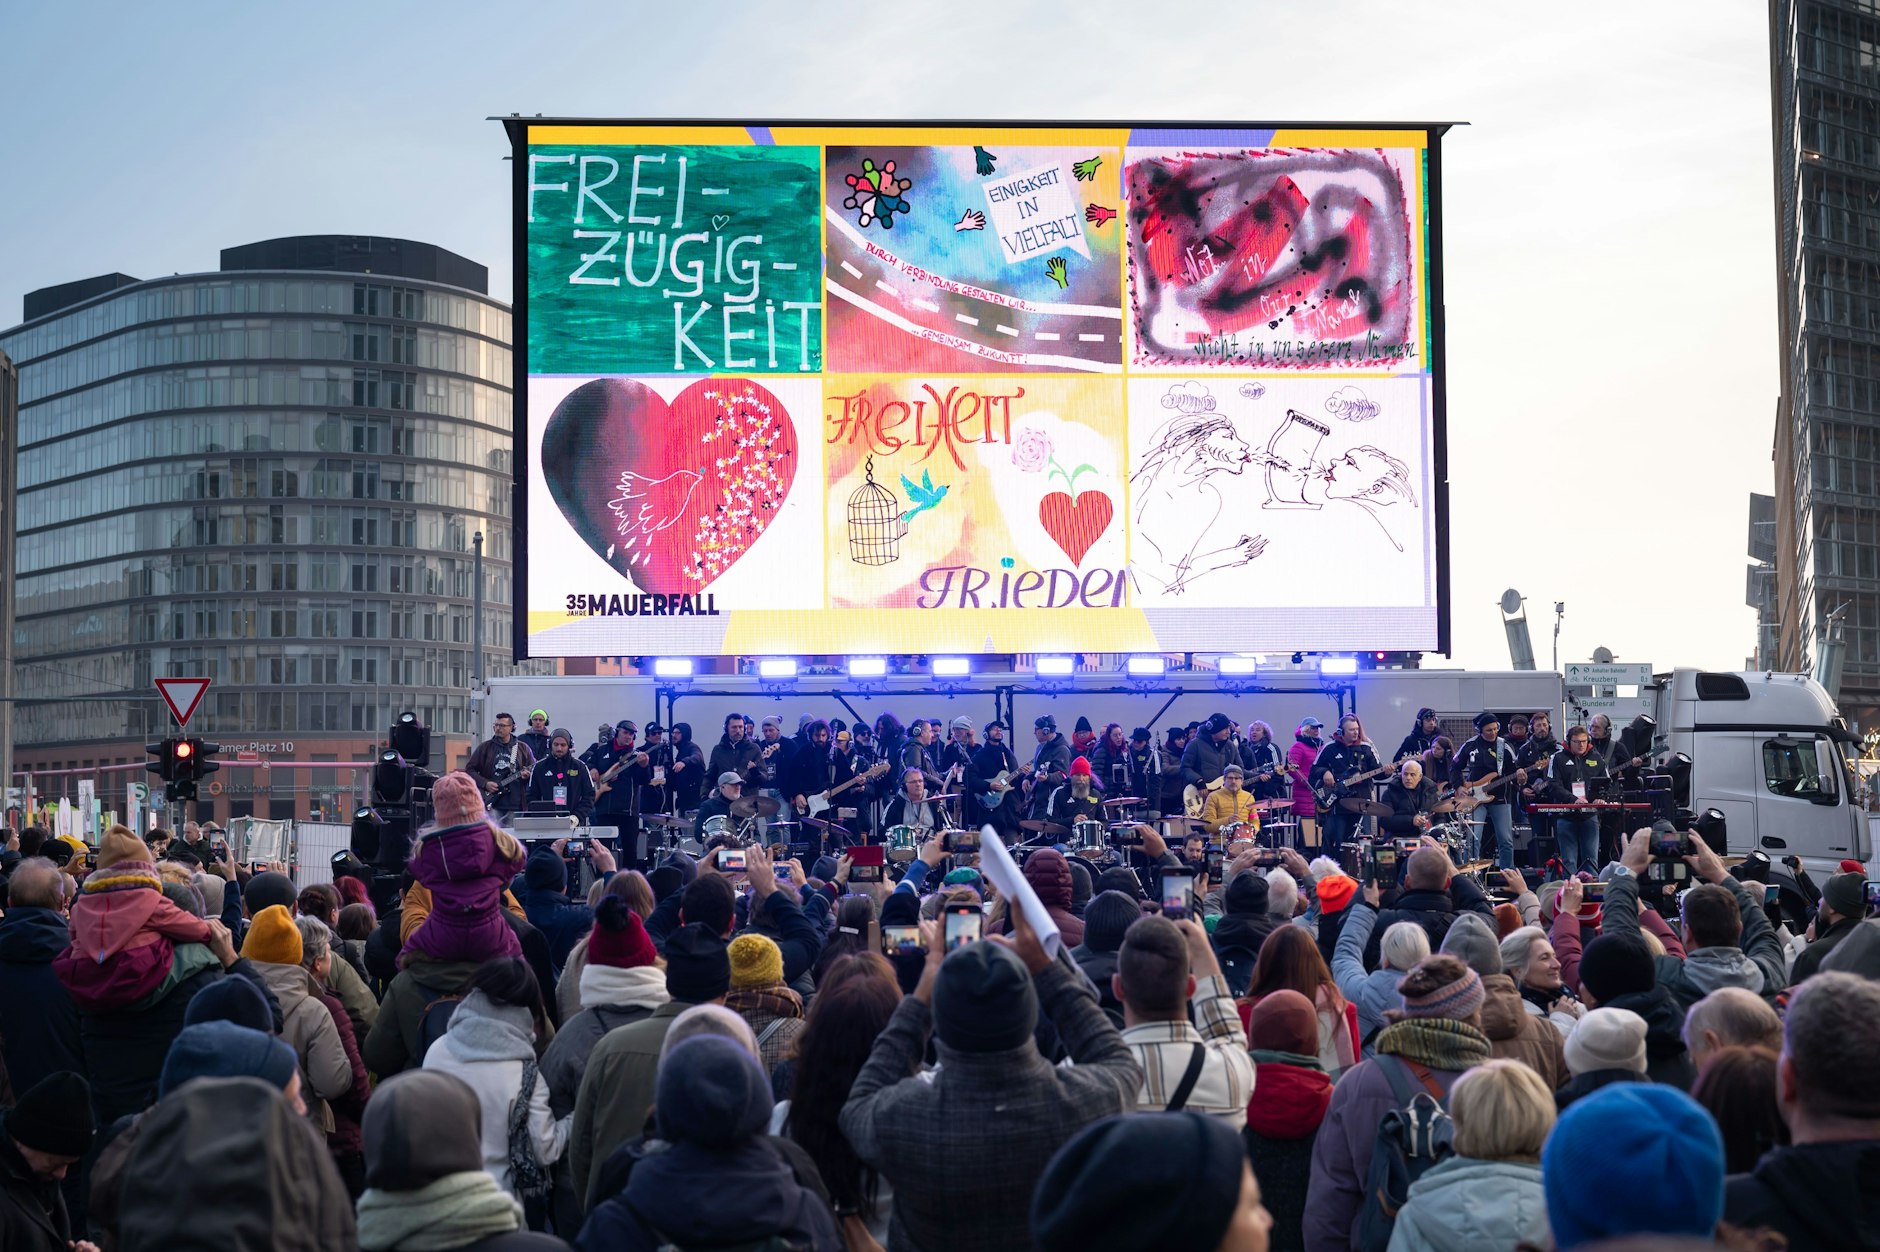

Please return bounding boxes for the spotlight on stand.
[389,711,429,767]
[373,750,413,806]
[1320,656,1359,676]
[349,807,385,863]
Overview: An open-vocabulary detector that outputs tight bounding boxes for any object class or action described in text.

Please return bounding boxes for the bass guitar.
[1462,766,1533,804]
[805,761,890,816]
[1313,759,1403,811]
[976,761,1034,811]
[591,752,641,802]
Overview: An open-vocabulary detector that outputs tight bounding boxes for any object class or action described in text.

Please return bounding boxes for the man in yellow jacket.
[1201,765,1260,837]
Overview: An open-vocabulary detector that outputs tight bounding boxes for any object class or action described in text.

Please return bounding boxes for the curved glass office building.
[1,236,536,822]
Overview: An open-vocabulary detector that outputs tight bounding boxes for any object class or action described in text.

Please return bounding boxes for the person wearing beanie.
[1032,1111,1269,1252]
[1114,913,1254,1127]
[1027,714,1072,819]
[1722,972,1880,1251]
[51,823,217,1015]
[1201,764,1261,837]
[1333,883,1431,1059]
[1038,755,1104,831]
[1556,1006,1650,1110]
[1070,714,1098,758]
[840,910,1141,1252]
[1242,990,1333,1248]
[402,772,530,970]
[118,1076,357,1252]
[579,1036,841,1251]
[1792,871,1869,982]
[725,933,806,1078]
[160,1019,301,1102]
[0,858,83,1098]
[519,839,615,969]
[1389,1059,1555,1252]
[1604,827,1787,1015]
[0,1071,94,1251]
[1210,869,1281,996]
[1441,912,1566,1088]
[241,905,354,1136]
[357,1070,563,1252]
[1543,1082,1726,1248]
[570,921,731,1206]
[1304,954,1492,1251]
[465,712,536,817]
[1576,930,1697,1090]
[1071,890,1141,1028]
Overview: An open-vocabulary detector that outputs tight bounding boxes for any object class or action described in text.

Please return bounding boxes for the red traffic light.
[175,741,194,759]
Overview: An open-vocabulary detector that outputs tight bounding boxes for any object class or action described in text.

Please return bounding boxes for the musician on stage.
[1378,757,1442,838]
[526,729,595,823]
[1026,715,1072,819]
[1547,725,1610,874]
[1515,710,1560,857]
[1454,711,1523,871]
[637,723,675,817]
[1395,708,1441,761]
[1123,727,1165,816]
[592,721,651,864]
[1157,727,1190,817]
[899,719,946,796]
[1039,756,1105,826]
[754,715,796,804]
[1312,715,1380,856]
[787,720,836,818]
[1179,713,1239,797]
[967,720,1021,833]
[707,714,763,790]
[882,768,942,834]
[940,717,976,789]
[1200,764,1260,837]
[827,725,876,837]
[1242,720,1289,803]
[518,710,553,764]
[1089,722,1130,795]
[466,712,535,816]
[693,771,745,838]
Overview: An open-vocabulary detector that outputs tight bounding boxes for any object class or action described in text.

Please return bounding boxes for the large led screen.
[509,122,1451,658]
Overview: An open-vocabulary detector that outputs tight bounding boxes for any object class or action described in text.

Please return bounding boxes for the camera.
[881,924,924,956]
[716,847,747,872]
[849,845,886,884]
[1582,880,1606,903]
[1650,820,1693,860]
[943,829,979,855]
[565,839,587,857]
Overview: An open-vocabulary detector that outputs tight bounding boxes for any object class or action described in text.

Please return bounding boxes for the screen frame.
[503,117,1455,662]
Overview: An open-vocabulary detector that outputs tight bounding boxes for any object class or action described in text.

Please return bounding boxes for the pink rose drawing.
[1012,426,1053,473]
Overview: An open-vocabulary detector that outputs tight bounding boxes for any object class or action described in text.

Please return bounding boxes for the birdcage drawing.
[847,457,906,566]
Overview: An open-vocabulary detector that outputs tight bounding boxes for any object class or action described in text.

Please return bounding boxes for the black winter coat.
[0,1121,67,1252]
[1724,1140,1880,1252]
[1600,984,1697,1090]
[0,908,82,1096]
[1359,880,1495,972]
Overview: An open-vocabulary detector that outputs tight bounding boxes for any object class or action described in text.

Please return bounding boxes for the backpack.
[1215,945,1259,998]
[1354,1055,1454,1252]
[412,982,464,1065]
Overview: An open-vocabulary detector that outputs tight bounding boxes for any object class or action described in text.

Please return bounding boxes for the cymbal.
[926,793,959,803]
[767,821,800,830]
[1101,796,1145,808]
[1429,799,1461,814]
[1253,798,1293,811]
[642,814,688,828]
[1458,859,1496,874]
[1159,814,1208,827]
[1019,820,1069,835]
[1107,820,1145,830]
[731,794,781,819]
[1338,797,1394,817]
[801,817,851,837]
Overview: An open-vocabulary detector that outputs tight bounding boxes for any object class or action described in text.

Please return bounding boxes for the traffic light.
[147,738,176,782]
[188,739,222,787]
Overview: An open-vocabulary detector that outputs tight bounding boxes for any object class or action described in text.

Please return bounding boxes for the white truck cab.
[1655,669,1872,880]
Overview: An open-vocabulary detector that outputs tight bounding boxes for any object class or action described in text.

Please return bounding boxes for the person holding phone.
[1790,870,1870,982]
[838,907,1142,1252]
[1113,913,1255,1127]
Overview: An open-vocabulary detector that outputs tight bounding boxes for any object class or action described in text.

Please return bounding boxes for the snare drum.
[884,824,921,861]
[1071,819,1107,853]
[700,814,734,840]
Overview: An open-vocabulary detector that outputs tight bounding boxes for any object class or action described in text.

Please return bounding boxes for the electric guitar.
[1462,766,1533,804]
[591,753,640,801]
[805,761,890,816]
[976,762,1033,811]
[1313,759,1403,811]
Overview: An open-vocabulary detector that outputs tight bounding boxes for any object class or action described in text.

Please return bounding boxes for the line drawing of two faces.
[1131,388,1418,597]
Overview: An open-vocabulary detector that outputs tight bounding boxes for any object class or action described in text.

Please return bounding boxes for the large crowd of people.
[1,737,1877,1251]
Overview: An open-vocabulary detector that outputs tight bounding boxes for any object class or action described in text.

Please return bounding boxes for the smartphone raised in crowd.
[716,847,747,872]
[1583,881,1606,904]
[881,924,924,957]
[1161,870,1194,922]
[849,844,886,883]
[943,903,983,951]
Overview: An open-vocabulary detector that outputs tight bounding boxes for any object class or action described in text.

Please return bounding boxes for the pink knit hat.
[430,771,488,829]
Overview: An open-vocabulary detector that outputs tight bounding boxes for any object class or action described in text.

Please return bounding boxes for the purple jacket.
[1303,1052,1469,1252]
[403,822,525,964]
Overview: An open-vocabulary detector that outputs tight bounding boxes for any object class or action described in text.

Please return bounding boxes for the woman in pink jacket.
[1289,718,1327,849]
[54,825,215,1011]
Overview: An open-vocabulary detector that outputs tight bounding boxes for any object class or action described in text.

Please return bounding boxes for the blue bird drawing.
[899,470,949,523]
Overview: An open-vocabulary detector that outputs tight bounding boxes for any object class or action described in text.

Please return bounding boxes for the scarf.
[725,984,804,1023]
[1519,982,1568,1014]
[1250,1048,1324,1070]
[1375,1017,1493,1072]
[437,990,536,1063]
[356,1171,523,1251]
[81,860,163,896]
[579,962,671,1013]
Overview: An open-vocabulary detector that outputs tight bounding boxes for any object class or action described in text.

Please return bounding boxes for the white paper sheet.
[977,825,1063,959]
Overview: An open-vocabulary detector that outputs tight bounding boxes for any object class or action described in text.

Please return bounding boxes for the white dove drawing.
[607,468,704,568]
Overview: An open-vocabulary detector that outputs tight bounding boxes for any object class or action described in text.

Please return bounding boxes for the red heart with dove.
[541,378,797,594]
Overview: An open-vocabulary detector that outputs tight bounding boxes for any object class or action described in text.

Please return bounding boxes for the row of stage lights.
[646,654,1376,681]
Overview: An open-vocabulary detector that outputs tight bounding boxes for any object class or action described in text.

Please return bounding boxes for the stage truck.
[476,667,1874,879]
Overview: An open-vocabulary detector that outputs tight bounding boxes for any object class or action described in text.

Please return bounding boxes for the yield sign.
[155,677,211,729]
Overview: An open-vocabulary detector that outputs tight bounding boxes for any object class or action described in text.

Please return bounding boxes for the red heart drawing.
[1039,490,1114,567]
[541,378,797,594]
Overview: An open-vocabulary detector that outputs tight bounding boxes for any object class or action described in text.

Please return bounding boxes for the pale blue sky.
[0,0,1777,672]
